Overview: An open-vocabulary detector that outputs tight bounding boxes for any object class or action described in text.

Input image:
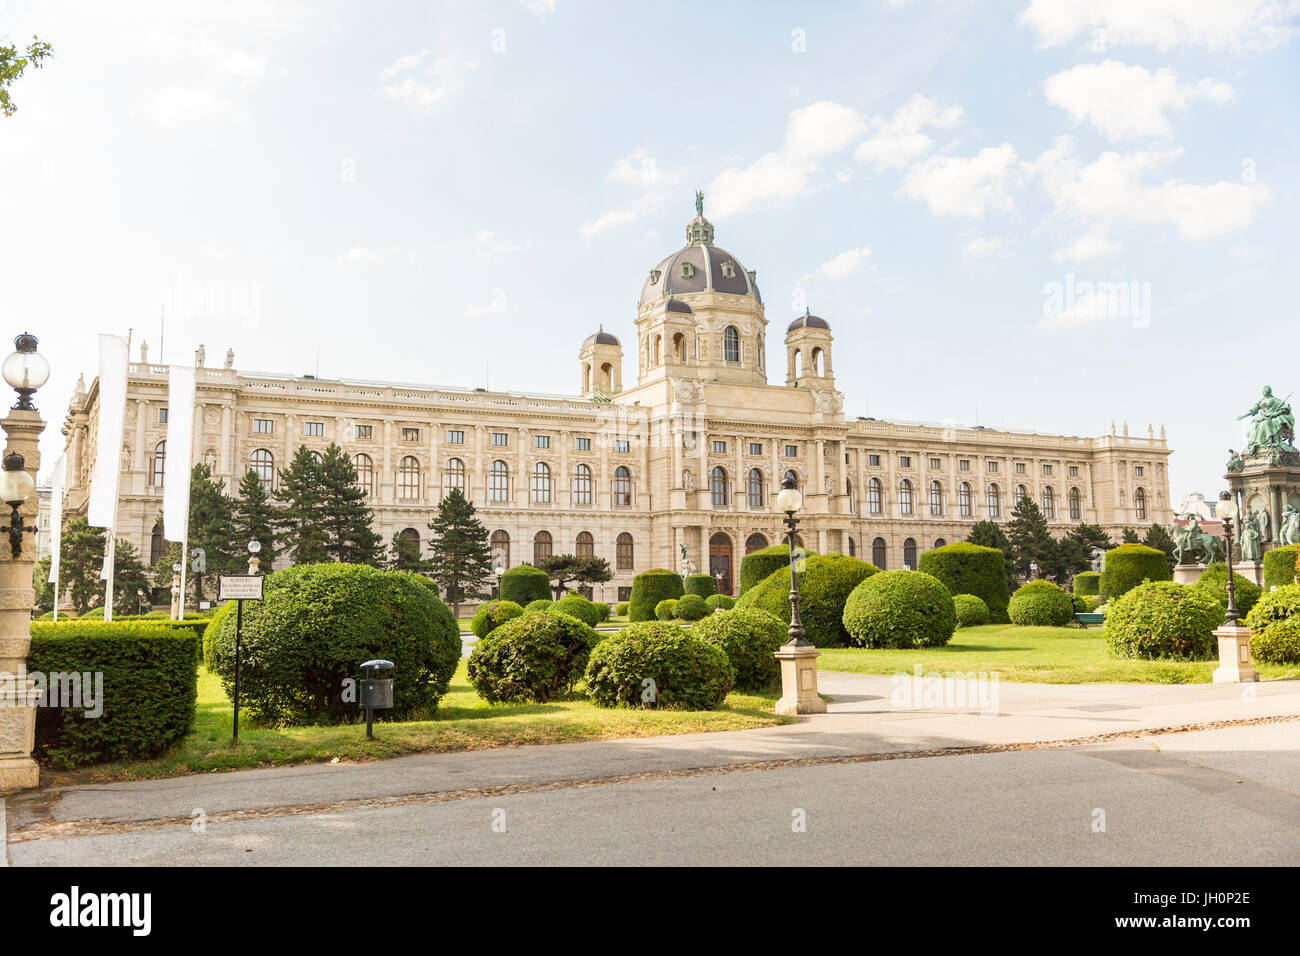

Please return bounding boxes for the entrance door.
[709,532,734,596]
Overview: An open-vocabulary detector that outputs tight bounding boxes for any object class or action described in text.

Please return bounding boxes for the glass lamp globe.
[494,565,505,576]
[248,539,262,554]
[1217,496,1238,521]
[0,454,34,505]
[2,334,50,395]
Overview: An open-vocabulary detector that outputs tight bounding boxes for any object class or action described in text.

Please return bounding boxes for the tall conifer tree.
[426,488,492,615]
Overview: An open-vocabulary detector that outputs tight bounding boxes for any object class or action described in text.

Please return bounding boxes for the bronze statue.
[1239,386,1295,457]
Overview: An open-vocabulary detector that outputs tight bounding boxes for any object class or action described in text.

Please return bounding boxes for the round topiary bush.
[1072,571,1101,596]
[500,565,552,606]
[554,593,603,626]
[614,602,629,617]
[1191,563,1261,618]
[918,542,1011,623]
[684,573,715,599]
[842,570,956,649]
[689,606,785,691]
[595,602,612,623]
[1071,593,1095,614]
[1252,618,1300,664]
[1263,544,1299,590]
[674,593,711,621]
[466,611,599,703]
[1103,580,1221,660]
[655,598,678,621]
[736,553,879,647]
[208,564,461,724]
[584,622,734,710]
[1008,580,1075,627]
[630,569,685,622]
[705,594,735,611]
[953,593,990,628]
[739,544,816,596]
[1100,543,1172,601]
[1244,582,1300,639]
[470,600,524,640]
[525,599,554,613]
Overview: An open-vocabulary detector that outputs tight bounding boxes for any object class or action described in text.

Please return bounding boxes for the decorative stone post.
[0,408,43,791]
[1212,623,1258,684]
[773,473,826,716]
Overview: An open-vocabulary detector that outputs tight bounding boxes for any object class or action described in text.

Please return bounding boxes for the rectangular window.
[785,445,798,458]
[930,458,941,470]
[749,442,763,456]
[614,440,630,453]
[304,422,324,437]
[253,418,274,434]
[712,441,727,454]
[617,586,631,603]
[1135,466,1144,477]
[1015,462,1026,474]
[534,435,550,449]
[899,456,911,468]
[959,459,970,471]
[491,432,509,447]
[447,430,464,444]
[987,461,998,473]
[1069,465,1079,477]
[158,408,169,424]
[402,427,420,442]
[354,424,373,440]
[1042,464,1053,476]
[576,437,590,451]
[868,454,880,467]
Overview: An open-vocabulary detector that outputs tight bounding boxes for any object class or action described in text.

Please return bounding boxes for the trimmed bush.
[614,602,629,617]
[953,594,990,628]
[1263,544,1299,590]
[1008,580,1075,627]
[1244,583,1300,657]
[584,622,734,710]
[466,611,599,703]
[1191,563,1261,619]
[470,600,524,640]
[207,564,460,725]
[705,594,735,611]
[1104,581,1221,660]
[1072,571,1101,596]
[595,602,612,623]
[842,570,956,649]
[202,600,236,670]
[739,544,815,596]
[655,598,678,621]
[736,553,879,647]
[500,565,552,606]
[1071,593,1094,614]
[630,569,684,622]
[28,621,198,768]
[684,573,715,599]
[1252,618,1300,664]
[37,609,78,620]
[1100,543,1172,600]
[690,606,785,690]
[553,593,603,627]
[918,542,1011,624]
[674,593,711,621]
[525,599,554,613]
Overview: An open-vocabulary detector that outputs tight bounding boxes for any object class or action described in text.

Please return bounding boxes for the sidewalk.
[7,672,1299,838]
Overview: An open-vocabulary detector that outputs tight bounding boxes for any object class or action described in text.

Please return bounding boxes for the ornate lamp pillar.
[773,474,826,716]
[1212,491,1258,684]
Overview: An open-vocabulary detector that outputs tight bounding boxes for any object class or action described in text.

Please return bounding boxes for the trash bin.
[359,659,394,739]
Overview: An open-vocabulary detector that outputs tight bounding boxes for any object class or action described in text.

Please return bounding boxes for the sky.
[2,0,1298,500]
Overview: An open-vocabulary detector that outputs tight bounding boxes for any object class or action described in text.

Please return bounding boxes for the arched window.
[150,440,166,487]
[488,460,510,502]
[672,332,685,362]
[575,531,594,558]
[1041,486,1056,519]
[811,347,823,376]
[934,538,946,548]
[1016,484,1028,504]
[612,466,632,506]
[987,483,1001,519]
[958,481,972,517]
[250,449,274,490]
[397,456,420,500]
[445,457,465,495]
[710,466,728,506]
[530,462,552,503]
[904,537,917,570]
[652,334,662,367]
[1068,487,1082,521]
[898,479,914,516]
[848,536,856,557]
[784,469,799,485]
[723,326,740,363]
[354,454,375,497]
[746,468,764,508]
[745,533,768,554]
[868,477,883,515]
[572,463,592,506]
[872,537,887,569]
[533,530,553,563]
[709,532,734,594]
[398,527,420,553]
[1134,487,1147,519]
[616,532,634,570]
[929,480,943,516]
[149,521,165,565]
[490,530,510,569]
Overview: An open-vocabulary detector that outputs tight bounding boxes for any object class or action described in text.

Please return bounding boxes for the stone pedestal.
[775,643,826,715]
[1238,563,1263,587]
[1212,623,1259,684]
[1173,563,1206,585]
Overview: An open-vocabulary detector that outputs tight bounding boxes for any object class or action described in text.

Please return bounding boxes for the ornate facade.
[58,198,1173,602]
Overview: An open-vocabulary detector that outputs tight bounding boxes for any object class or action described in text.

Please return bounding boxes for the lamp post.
[1029,561,1039,581]
[0,332,47,791]
[171,561,183,620]
[1212,490,1257,683]
[714,569,724,597]
[494,564,504,599]
[247,539,262,575]
[773,474,826,715]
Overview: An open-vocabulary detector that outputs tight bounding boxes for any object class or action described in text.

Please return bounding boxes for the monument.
[1224,385,1300,585]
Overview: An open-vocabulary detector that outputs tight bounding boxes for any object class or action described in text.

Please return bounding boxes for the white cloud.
[855,94,963,171]
[1053,225,1121,262]
[707,101,868,218]
[141,86,245,127]
[580,192,668,239]
[1043,60,1233,140]
[900,144,1020,217]
[380,50,428,81]
[817,246,872,280]
[380,53,478,113]
[605,149,682,188]
[463,231,530,259]
[1020,0,1300,51]
[1031,135,1272,239]
[521,0,557,16]
[1039,283,1139,330]
[339,245,414,264]
[961,237,1007,260]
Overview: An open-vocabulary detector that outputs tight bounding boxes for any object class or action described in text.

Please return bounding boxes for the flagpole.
[87,333,131,623]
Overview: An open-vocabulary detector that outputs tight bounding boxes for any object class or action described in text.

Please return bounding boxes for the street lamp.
[776,474,808,647]
[0,452,36,558]
[773,474,826,715]
[248,539,262,575]
[714,569,724,596]
[1217,491,1240,624]
[494,564,504,598]
[1,333,49,411]
[1211,490,1257,683]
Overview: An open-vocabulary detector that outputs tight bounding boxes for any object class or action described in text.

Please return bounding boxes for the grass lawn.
[42,662,789,787]
[817,624,1300,684]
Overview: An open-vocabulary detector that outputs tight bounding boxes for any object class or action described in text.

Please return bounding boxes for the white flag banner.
[48,453,65,584]
[87,333,130,528]
[163,364,196,542]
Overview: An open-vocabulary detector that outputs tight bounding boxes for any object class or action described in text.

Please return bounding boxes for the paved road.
[8,722,1298,866]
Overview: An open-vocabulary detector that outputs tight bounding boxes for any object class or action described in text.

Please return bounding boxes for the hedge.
[554,593,604,627]
[1072,571,1101,596]
[1191,563,1261,619]
[842,570,956,649]
[1263,545,1299,590]
[705,594,735,611]
[467,611,599,703]
[207,564,460,725]
[674,593,711,621]
[584,622,734,710]
[736,553,879,647]
[684,573,715,599]
[1243,582,1300,663]
[28,621,198,768]
[1244,582,1300,633]
[1100,543,1172,601]
[500,565,552,605]
[655,598,678,621]
[689,606,785,691]
[470,600,525,640]
[918,542,1011,623]
[953,594,990,628]
[629,569,685,622]
[1008,580,1075,627]
[739,544,815,596]
[615,602,629,617]
[1103,581,1221,660]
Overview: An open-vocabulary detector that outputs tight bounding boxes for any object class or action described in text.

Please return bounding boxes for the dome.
[582,327,620,348]
[638,192,762,307]
[787,310,830,333]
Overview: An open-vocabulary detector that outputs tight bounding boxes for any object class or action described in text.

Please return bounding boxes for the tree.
[1058,523,1113,580]
[1122,527,1141,544]
[426,488,492,616]
[59,516,105,613]
[317,444,383,565]
[151,540,182,593]
[111,539,152,616]
[233,468,281,569]
[0,36,52,118]
[1143,523,1178,572]
[32,555,53,611]
[539,553,613,598]
[1005,495,1063,584]
[387,530,426,573]
[187,463,239,602]
[967,519,1015,594]
[274,445,329,564]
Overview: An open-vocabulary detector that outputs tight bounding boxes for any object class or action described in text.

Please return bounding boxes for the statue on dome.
[695,189,704,215]
[1239,385,1295,458]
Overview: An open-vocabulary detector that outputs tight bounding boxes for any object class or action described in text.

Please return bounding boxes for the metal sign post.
[218,574,265,742]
